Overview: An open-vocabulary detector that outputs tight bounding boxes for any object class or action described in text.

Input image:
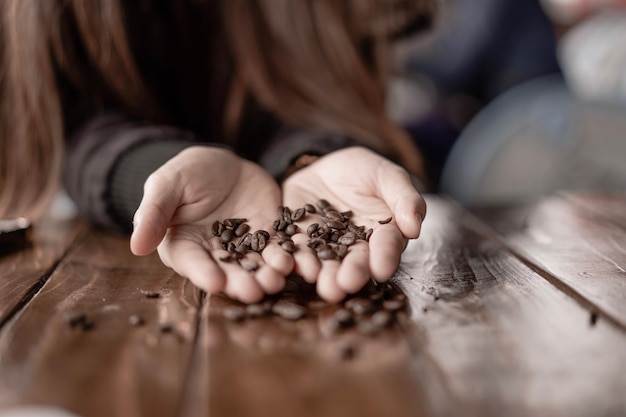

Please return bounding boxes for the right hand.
[130,146,294,303]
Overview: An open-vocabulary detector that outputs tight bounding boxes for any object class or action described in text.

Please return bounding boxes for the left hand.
[281,147,427,302]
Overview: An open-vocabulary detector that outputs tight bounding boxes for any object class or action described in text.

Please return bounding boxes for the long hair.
[0,0,434,218]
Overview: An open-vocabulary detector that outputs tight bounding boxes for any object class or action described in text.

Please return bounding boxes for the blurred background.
[388,0,626,206]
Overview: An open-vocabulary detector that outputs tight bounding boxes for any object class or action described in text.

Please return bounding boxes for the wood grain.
[0,217,85,328]
[470,194,626,328]
[0,230,202,417]
[393,196,626,417]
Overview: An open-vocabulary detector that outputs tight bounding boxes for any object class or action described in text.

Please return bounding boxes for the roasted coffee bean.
[240,258,259,272]
[219,254,236,263]
[272,219,281,231]
[382,299,406,312]
[370,310,392,328]
[291,208,305,222]
[141,290,161,298]
[277,220,288,232]
[281,240,296,253]
[222,306,246,322]
[246,303,267,318]
[345,298,375,315]
[378,217,393,224]
[330,308,354,331]
[234,223,250,237]
[317,248,336,260]
[227,242,237,253]
[303,204,316,214]
[158,322,174,333]
[237,232,252,247]
[325,220,346,230]
[357,318,382,336]
[328,230,342,243]
[316,199,331,211]
[338,344,356,360]
[285,224,298,236]
[307,223,320,237]
[224,218,247,229]
[338,232,356,246]
[364,228,373,241]
[369,291,384,302]
[276,232,290,244]
[234,243,248,255]
[325,210,344,222]
[256,233,267,251]
[220,229,234,243]
[256,230,271,241]
[272,301,306,320]
[341,210,353,219]
[307,238,325,249]
[334,244,348,259]
[66,312,87,327]
[211,220,224,236]
[128,315,144,326]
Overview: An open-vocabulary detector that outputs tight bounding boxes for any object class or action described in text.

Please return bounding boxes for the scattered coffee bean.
[284,224,298,236]
[370,310,392,328]
[326,220,346,230]
[257,230,271,241]
[337,232,356,246]
[325,210,344,223]
[303,204,317,214]
[220,229,234,243]
[141,289,160,299]
[378,217,392,224]
[333,244,348,259]
[338,344,356,360]
[317,248,336,260]
[316,199,331,211]
[66,312,87,328]
[222,306,246,322]
[246,303,268,318]
[291,208,305,221]
[128,315,144,326]
[341,210,353,219]
[382,299,406,312]
[211,220,224,236]
[307,223,320,237]
[234,223,250,237]
[281,240,296,253]
[364,228,373,241]
[345,298,375,316]
[272,301,306,320]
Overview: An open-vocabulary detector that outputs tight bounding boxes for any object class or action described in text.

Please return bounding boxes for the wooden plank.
[0,229,202,417]
[0,216,85,327]
[470,194,626,328]
[561,192,626,229]
[178,277,455,417]
[392,196,626,417]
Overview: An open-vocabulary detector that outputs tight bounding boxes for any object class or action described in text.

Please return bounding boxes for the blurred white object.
[48,190,78,221]
[559,10,626,103]
[540,0,625,24]
[440,75,626,206]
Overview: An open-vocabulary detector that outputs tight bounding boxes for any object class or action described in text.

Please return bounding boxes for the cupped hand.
[281,147,427,302]
[130,146,293,303]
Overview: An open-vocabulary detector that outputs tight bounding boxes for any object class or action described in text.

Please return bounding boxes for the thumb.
[377,165,427,239]
[130,173,182,256]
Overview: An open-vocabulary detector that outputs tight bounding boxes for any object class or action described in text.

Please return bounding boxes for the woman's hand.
[130,146,293,303]
[281,147,426,302]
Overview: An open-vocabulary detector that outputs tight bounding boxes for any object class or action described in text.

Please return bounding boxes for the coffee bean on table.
[222,306,246,322]
[272,301,306,320]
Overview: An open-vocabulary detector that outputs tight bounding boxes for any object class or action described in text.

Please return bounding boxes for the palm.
[131,147,293,303]
[281,147,426,302]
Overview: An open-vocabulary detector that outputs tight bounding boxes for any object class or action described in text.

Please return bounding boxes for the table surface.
[0,192,625,417]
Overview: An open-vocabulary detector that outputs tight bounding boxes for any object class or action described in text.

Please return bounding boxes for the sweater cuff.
[108,139,196,231]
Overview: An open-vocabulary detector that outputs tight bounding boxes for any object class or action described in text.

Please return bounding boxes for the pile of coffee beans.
[212,199,391,268]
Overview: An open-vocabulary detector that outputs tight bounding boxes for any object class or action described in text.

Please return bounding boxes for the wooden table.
[0,192,625,417]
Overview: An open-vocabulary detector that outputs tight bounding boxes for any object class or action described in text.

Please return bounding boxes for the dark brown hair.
[0,0,434,218]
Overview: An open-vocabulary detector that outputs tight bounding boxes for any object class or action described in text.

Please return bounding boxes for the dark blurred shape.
[0,217,32,255]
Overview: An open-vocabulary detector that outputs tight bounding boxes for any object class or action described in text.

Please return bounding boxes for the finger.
[260,240,294,276]
[336,241,371,294]
[254,263,286,295]
[290,233,321,283]
[368,224,406,282]
[156,239,226,294]
[218,256,265,303]
[316,259,346,303]
[131,173,182,256]
[377,167,427,239]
